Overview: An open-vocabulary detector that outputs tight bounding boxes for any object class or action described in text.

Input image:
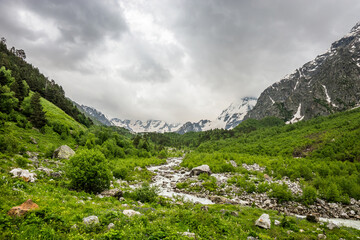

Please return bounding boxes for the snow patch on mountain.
[176,97,257,134]
[111,119,182,133]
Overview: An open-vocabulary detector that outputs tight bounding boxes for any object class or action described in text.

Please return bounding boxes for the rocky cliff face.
[245,22,360,123]
[75,103,113,126]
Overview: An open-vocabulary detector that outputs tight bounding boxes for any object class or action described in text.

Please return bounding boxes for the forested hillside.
[0,38,92,127]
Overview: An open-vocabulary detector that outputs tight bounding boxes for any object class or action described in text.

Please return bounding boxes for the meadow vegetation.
[1,39,360,238]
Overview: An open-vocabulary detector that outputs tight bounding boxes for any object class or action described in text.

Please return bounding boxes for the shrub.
[198,173,211,181]
[130,182,158,203]
[302,185,317,206]
[158,149,167,159]
[176,182,189,189]
[0,134,20,154]
[325,183,340,202]
[257,182,270,193]
[268,183,293,203]
[202,179,218,192]
[66,149,112,194]
[15,156,30,168]
[113,167,128,180]
[245,182,256,193]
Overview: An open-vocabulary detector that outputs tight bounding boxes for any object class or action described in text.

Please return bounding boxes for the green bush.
[66,149,112,193]
[302,185,317,206]
[268,183,293,203]
[113,167,128,180]
[0,134,20,154]
[202,179,218,192]
[325,183,340,202]
[130,182,159,203]
[176,182,189,189]
[15,156,30,168]
[257,182,270,193]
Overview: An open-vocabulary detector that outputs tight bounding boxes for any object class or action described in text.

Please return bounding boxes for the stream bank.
[145,157,360,230]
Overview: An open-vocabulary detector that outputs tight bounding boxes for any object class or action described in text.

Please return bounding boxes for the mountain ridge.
[77,97,257,133]
[245,21,360,122]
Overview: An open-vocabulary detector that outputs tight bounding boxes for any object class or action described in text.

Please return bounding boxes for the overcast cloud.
[0,0,359,122]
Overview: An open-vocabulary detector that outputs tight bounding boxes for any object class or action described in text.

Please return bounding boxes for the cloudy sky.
[1,0,360,122]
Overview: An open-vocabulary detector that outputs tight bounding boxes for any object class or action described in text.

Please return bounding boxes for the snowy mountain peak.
[176,97,257,134]
[350,21,360,33]
[214,97,257,129]
[110,118,182,133]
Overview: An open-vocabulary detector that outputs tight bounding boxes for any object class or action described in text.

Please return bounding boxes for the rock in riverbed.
[190,165,211,176]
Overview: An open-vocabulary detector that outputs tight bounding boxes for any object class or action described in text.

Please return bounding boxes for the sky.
[0,0,360,123]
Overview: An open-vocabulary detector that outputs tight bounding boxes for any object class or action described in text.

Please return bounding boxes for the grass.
[1,168,359,239]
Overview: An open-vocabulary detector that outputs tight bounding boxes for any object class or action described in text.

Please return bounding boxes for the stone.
[231,211,239,217]
[264,199,271,206]
[50,172,62,178]
[247,237,257,240]
[327,222,339,230]
[317,234,326,239]
[37,167,53,176]
[100,188,123,198]
[229,160,237,168]
[201,206,209,211]
[83,215,99,225]
[316,198,326,205]
[209,195,234,204]
[10,168,37,182]
[255,213,271,229]
[190,165,211,176]
[274,220,280,226]
[134,166,142,171]
[53,145,75,159]
[179,232,195,238]
[306,213,319,223]
[123,209,141,217]
[30,137,37,144]
[71,224,77,229]
[264,174,271,181]
[8,199,39,217]
[107,223,115,230]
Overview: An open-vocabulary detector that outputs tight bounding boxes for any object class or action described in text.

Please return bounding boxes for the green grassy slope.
[180,107,360,202]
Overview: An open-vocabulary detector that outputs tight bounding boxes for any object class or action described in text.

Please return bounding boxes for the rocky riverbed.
[146,157,360,229]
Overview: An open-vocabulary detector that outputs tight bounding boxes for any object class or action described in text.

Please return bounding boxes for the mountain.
[111,119,182,133]
[75,103,113,126]
[176,97,257,134]
[245,22,360,123]
[176,120,212,134]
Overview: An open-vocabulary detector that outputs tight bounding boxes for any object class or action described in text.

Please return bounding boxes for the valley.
[1,8,360,240]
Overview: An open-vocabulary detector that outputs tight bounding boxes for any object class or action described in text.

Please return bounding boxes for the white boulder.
[255,213,271,229]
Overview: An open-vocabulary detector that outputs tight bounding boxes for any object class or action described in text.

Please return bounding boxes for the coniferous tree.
[12,77,29,106]
[30,92,46,129]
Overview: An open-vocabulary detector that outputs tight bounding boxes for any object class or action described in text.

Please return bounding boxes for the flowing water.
[147,157,213,204]
[146,157,360,230]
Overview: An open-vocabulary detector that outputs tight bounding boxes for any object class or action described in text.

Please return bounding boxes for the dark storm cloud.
[0,0,360,122]
[0,0,127,71]
[160,0,360,97]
